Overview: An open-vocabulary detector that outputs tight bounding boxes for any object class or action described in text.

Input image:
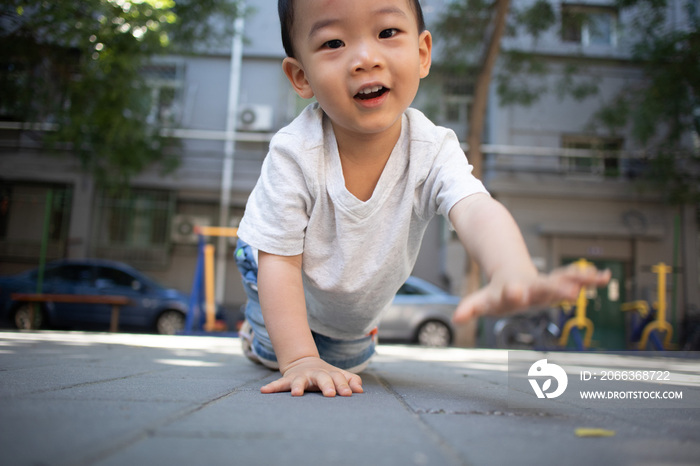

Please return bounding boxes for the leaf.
[575,428,616,438]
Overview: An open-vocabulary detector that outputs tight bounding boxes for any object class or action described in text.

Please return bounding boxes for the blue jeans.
[234,240,376,372]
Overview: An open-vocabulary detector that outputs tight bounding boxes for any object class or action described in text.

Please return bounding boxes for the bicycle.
[494,309,561,351]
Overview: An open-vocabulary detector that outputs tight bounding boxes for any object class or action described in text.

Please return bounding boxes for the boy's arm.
[448,193,611,321]
[256,251,363,397]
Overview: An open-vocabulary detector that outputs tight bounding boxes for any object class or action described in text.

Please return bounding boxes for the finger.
[563,264,611,285]
[347,373,364,393]
[453,288,491,322]
[552,267,611,296]
[526,275,578,306]
[536,267,611,305]
[261,377,292,394]
[593,269,612,285]
[452,296,478,322]
[331,372,353,397]
[312,372,338,397]
[290,375,311,397]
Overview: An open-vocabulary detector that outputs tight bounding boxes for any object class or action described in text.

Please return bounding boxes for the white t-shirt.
[237,103,488,339]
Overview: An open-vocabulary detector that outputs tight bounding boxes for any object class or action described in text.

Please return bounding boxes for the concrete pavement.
[1,330,699,466]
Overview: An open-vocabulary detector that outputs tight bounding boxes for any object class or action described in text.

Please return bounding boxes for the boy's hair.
[278,0,426,58]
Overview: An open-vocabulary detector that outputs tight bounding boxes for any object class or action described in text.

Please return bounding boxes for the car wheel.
[416,320,452,347]
[14,303,44,330]
[156,310,185,335]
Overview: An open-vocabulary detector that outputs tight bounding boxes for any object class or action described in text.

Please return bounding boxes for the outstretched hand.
[453,263,611,322]
[261,356,364,397]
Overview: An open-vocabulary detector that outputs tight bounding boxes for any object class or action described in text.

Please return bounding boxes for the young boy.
[235,0,610,397]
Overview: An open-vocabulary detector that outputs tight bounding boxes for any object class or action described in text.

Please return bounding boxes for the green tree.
[432,0,514,299]
[0,0,243,188]
[592,0,700,204]
[434,0,510,175]
[433,0,699,204]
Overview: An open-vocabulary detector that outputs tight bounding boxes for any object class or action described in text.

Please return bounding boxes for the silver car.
[379,276,460,347]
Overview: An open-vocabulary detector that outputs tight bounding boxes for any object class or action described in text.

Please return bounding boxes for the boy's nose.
[351,41,383,73]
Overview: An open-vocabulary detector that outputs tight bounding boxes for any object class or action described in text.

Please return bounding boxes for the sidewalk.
[1,330,698,466]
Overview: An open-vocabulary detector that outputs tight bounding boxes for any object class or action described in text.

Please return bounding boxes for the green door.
[563,258,626,350]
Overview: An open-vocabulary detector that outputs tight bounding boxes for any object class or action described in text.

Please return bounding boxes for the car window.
[44,265,93,284]
[95,266,136,288]
[397,283,427,296]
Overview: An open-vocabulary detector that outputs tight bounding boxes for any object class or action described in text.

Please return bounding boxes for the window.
[562,4,617,47]
[441,78,473,138]
[397,283,427,296]
[0,59,30,120]
[0,182,72,261]
[0,45,79,121]
[142,62,185,127]
[45,265,94,285]
[561,135,623,177]
[92,189,175,267]
[445,97,472,126]
[95,266,137,289]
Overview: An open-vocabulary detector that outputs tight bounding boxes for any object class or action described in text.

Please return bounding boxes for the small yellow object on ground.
[575,428,616,437]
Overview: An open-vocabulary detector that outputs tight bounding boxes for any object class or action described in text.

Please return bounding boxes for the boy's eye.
[379,28,398,39]
[324,39,344,49]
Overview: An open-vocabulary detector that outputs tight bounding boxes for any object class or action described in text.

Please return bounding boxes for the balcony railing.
[2,121,697,183]
[480,144,664,180]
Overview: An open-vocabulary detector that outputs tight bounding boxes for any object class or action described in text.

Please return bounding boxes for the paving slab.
[0,331,698,466]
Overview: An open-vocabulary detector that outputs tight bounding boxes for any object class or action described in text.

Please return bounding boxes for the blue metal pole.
[185,234,205,333]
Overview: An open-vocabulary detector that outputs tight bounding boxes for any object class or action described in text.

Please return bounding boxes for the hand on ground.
[261,356,363,397]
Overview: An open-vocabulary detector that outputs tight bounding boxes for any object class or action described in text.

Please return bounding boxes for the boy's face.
[282,0,432,140]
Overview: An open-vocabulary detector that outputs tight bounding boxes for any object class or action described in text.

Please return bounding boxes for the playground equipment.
[186,226,238,333]
[621,262,674,350]
[494,258,599,351]
[558,258,596,351]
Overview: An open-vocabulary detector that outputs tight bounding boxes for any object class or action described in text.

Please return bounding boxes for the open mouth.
[355,85,389,100]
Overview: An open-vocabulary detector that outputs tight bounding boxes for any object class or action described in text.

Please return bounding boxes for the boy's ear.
[282,57,314,99]
[418,30,432,79]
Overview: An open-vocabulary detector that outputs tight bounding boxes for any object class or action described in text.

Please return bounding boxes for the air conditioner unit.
[171,215,211,244]
[237,105,274,132]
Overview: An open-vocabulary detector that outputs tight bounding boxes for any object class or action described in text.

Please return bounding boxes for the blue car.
[0,259,194,334]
